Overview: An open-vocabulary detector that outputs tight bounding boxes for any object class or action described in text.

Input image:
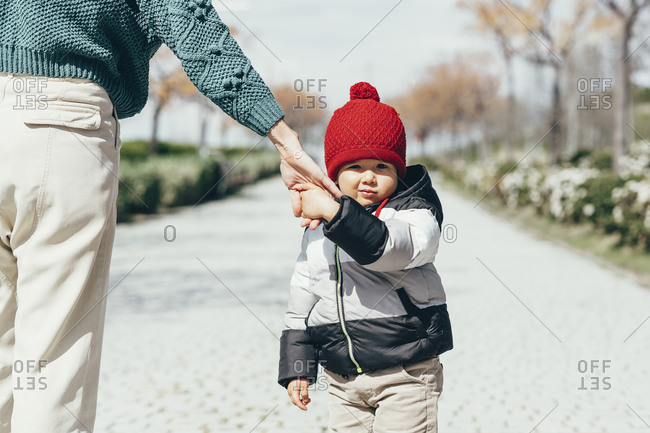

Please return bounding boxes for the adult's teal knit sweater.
[0,0,284,136]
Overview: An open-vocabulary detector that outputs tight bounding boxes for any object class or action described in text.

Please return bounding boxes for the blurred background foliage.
[116,142,280,222]
[123,0,650,258]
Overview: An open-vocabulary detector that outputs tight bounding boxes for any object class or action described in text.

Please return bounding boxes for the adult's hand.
[267,119,342,229]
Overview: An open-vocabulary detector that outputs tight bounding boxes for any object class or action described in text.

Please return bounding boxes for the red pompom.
[350,82,380,102]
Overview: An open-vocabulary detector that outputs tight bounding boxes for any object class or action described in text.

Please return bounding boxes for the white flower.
[613,206,624,223]
[619,141,650,179]
[539,167,599,220]
[627,180,650,205]
[583,204,595,217]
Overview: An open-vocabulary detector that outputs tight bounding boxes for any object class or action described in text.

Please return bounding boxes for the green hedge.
[119,140,199,161]
[116,145,280,222]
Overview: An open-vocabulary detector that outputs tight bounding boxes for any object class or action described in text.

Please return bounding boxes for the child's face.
[336,159,398,207]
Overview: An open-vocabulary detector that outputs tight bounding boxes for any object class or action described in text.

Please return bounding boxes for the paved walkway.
[94,174,650,433]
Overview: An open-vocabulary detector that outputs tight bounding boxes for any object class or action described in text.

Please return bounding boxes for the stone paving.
[94,174,650,433]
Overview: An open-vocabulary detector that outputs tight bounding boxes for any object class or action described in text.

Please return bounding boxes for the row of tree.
[392,0,649,173]
[146,1,650,175]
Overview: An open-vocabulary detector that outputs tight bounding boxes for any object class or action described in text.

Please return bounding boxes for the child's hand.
[287,378,311,411]
[293,183,340,225]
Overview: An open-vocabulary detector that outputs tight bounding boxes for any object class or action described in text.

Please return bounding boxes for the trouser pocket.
[21,99,102,130]
[14,83,120,251]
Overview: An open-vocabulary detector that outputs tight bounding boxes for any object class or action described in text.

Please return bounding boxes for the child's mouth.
[360,190,376,198]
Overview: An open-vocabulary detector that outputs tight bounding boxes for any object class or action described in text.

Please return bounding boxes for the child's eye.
[377,163,388,169]
[348,164,361,169]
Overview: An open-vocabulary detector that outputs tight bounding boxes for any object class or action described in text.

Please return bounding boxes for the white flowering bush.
[610,179,650,248]
[498,166,545,209]
[537,167,600,221]
[423,141,650,251]
[446,159,491,193]
[619,141,650,180]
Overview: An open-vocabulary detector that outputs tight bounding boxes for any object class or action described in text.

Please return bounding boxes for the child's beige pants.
[324,357,443,433]
[0,72,121,432]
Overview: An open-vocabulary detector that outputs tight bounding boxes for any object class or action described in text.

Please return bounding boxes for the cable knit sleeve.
[139,0,284,135]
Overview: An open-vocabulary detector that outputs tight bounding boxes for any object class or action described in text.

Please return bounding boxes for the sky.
[118,0,650,147]
[119,0,496,145]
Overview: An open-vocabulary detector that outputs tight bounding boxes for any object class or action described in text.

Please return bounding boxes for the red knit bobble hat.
[324,82,407,181]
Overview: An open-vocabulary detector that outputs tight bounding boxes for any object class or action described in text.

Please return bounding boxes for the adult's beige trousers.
[0,72,121,432]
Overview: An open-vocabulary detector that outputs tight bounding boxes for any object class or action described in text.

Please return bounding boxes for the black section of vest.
[303,294,453,377]
[368,164,444,229]
[323,196,389,266]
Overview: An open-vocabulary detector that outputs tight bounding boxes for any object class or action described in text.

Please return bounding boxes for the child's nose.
[361,171,376,183]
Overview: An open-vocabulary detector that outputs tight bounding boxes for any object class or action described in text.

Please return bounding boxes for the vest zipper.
[335,245,363,374]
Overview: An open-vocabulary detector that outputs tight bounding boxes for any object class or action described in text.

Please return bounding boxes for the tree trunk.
[149,103,162,155]
[623,21,634,155]
[416,130,426,157]
[612,23,629,174]
[198,110,208,158]
[450,119,458,154]
[504,51,515,153]
[548,63,563,165]
[478,132,489,161]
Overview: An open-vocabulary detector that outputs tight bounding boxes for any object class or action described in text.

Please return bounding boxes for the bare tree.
[271,85,329,146]
[458,0,522,151]
[461,0,596,164]
[149,46,200,154]
[512,0,595,165]
[196,94,221,157]
[564,39,616,154]
[391,75,446,156]
[392,55,501,157]
[598,0,650,173]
